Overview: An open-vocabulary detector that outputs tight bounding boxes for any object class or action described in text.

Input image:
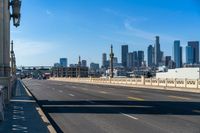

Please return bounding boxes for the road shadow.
[39,100,200,115]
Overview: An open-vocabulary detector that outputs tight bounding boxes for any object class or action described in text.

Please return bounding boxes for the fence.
[51,77,200,90]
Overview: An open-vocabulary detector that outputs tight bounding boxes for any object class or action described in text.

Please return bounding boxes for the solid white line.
[121,113,138,120]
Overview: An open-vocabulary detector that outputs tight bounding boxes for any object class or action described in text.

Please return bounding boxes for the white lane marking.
[121,113,138,120]
[59,90,63,93]
[69,94,74,97]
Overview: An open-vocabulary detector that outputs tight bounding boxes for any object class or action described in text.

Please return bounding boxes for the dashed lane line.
[121,113,139,120]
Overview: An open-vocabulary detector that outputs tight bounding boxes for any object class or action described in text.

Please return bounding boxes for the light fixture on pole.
[10,0,21,27]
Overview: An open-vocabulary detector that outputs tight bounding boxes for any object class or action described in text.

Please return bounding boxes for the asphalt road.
[22,79,200,133]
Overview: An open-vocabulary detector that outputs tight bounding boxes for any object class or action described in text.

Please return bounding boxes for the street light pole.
[110,45,114,78]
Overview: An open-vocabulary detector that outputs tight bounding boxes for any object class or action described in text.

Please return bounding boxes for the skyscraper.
[127,52,134,69]
[154,36,161,66]
[173,40,182,68]
[133,51,138,68]
[138,51,144,67]
[188,41,199,64]
[147,45,154,67]
[186,46,194,64]
[102,53,107,68]
[60,58,68,67]
[121,45,128,68]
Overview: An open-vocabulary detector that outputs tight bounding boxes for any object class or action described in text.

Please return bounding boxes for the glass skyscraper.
[173,40,182,68]
[127,52,134,69]
[186,46,194,64]
[138,51,144,67]
[121,45,128,68]
[148,45,154,67]
[60,58,68,67]
[188,41,199,64]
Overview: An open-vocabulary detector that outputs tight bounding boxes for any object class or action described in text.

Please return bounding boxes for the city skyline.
[11,0,200,66]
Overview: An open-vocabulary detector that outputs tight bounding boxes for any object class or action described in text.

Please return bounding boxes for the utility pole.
[110,45,114,78]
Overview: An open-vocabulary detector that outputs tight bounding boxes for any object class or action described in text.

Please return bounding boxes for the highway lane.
[22,79,200,133]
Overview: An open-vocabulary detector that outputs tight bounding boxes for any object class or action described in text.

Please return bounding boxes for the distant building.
[54,63,60,67]
[90,63,99,71]
[60,58,68,67]
[173,40,182,68]
[81,60,87,67]
[154,36,161,66]
[186,46,194,64]
[127,52,133,69]
[133,51,138,68]
[168,60,176,69]
[102,53,107,68]
[121,45,128,68]
[188,41,199,64]
[138,51,144,67]
[67,66,88,77]
[89,63,100,77]
[147,45,154,67]
[165,56,171,67]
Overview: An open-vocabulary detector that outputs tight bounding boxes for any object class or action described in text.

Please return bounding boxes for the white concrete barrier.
[50,77,200,92]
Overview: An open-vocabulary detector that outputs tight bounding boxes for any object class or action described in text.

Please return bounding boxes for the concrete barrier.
[50,77,200,93]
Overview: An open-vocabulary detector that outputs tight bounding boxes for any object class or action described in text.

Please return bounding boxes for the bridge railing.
[50,77,200,90]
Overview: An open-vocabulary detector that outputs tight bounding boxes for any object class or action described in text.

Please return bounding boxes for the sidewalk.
[0,80,54,133]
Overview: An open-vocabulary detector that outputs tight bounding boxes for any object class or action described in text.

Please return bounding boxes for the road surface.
[23,79,200,133]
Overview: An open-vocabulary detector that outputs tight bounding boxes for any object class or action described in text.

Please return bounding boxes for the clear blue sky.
[11,0,200,66]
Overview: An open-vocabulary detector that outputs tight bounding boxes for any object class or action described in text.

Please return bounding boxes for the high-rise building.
[60,58,68,67]
[154,36,161,66]
[81,60,87,67]
[121,45,128,68]
[138,51,144,67]
[188,41,199,64]
[133,51,138,68]
[127,52,134,69]
[186,46,194,64]
[165,56,171,67]
[173,40,182,68]
[147,45,154,67]
[102,53,107,68]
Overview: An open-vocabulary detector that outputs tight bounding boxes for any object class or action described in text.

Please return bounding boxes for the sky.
[10,0,200,66]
